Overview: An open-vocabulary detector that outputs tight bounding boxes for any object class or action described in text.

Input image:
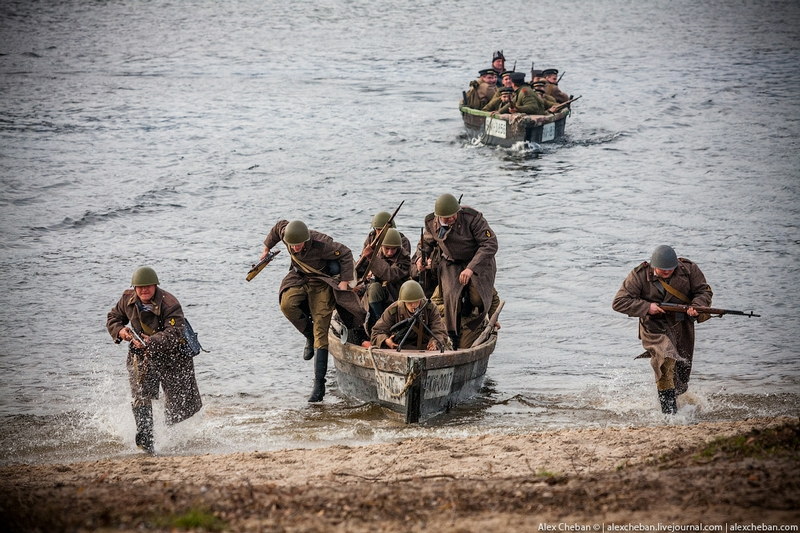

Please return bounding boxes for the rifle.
[128,324,147,348]
[390,301,445,352]
[549,95,581,113]
[470,300,505,347]
[355,200,404,285]
[246,249,281,281]
[418,227,427,288]
[657,302,761,318]
[557,70,565,83]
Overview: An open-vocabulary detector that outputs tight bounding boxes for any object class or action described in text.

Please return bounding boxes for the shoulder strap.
[658,278,691,303]
[290,252,328,277]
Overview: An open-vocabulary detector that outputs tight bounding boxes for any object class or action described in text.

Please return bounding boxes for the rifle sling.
[658,279,691,304]
[290,253,330,278]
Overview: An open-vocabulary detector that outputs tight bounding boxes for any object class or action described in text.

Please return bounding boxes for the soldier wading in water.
[106,267,202,454]
[612,245,713,414]
[260,219,367,402]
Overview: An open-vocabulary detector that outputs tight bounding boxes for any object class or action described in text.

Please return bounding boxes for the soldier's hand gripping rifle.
[657,302,761,318]
[246,250,281,282]
[389,301,445,353]
[355,200,404,287]
[128,325,148,348]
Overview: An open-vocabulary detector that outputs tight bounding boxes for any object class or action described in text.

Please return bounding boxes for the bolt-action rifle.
[246,250,281,281]
[549,95,582,114]
[389,300,445,352]
[657,302,760,318]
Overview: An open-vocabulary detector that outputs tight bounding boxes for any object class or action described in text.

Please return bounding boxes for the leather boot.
[368,302,386,330]
[302,325,315,361]
[132,404,155,454]
[448,331,460,350]
[658,389,678,415]
[308,348,328,402]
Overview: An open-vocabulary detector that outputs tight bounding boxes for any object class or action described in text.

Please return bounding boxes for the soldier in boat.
[541,68,570,104]
[496,72,549,115]
[532,80,559,108]
[358,210,411,258]
[612,245,713,414]
[106,266,202,454]
[482,86,514,112]
[463,68,498,110]
[490,50,506,87]
[417,194,500,349]
[260,220,367,402]
[357,227,412,331]
[371,280,450,351]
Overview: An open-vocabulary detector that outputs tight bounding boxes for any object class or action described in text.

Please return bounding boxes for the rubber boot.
[658,389,678,415]
[308,348,328,402]
[132,404,155,454]
[302,325,315,361]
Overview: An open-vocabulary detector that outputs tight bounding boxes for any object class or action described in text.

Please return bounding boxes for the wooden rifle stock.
[246,250,281,281]
[550,95,581,113]
[356,200,405,285]
[658,302,760,318]
[471,300,505,347]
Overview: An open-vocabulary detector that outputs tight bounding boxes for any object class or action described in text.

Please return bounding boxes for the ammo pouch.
[179,319,205,357]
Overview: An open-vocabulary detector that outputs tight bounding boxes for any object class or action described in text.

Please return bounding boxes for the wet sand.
[1,417,798,532]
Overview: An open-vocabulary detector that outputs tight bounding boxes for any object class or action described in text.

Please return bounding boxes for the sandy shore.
[1,417,798,532]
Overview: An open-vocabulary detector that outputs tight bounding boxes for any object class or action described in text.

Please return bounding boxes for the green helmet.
[283,220,310,246]
[650,245,678,270]
[371,211,396,229]
[398,280,425,302]
[381,228,402,247]
[131,266,159,287]
[434,193,460,217]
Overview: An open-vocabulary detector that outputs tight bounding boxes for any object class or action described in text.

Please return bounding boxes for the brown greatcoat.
[464,80,497,110]
[544,81,570,103]
[612,258,713,394]
[371,300,449,350]
[264,220,367,333]
[359,246,412,305]
[107,287,202,424]
[419,206,498,333]
[498,85,547,115]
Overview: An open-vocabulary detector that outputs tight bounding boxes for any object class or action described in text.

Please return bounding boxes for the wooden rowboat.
[460,105,569,147]
[328,322,498,423]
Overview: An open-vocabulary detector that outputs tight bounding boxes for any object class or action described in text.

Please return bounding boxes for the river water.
[1,0,798,465]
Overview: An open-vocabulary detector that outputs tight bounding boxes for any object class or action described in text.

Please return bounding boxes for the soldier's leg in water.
[656,358,678,415]
[280,285,315,359]
[128,351,157,453]
[307,279,335,402]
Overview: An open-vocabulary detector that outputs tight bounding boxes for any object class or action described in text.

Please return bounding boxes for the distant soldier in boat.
[541,68,570,104]
[417,194,500,349]
[106,266,203,454]
[357,227,412,330]
[260,219,367,402]
[371,280,450,351]
[496,72,550,115]
[612,245,713,415]
[482,86,514,112]
[463,68,498,110]
[532,80,559,109]
[490,50,506,87]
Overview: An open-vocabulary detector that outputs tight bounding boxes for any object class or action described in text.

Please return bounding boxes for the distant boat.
[328,316,499,423]
[460,106,569,147]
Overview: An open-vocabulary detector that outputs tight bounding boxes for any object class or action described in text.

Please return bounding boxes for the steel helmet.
[283,220,310,246]
[131,266,159,287]
[434,193,460,217]
[398,280,426,303]
[650,245,679,270]
[381,228,402,248]
[371,211,396,229]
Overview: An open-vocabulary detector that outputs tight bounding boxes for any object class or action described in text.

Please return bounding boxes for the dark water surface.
[1,0,799,464]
